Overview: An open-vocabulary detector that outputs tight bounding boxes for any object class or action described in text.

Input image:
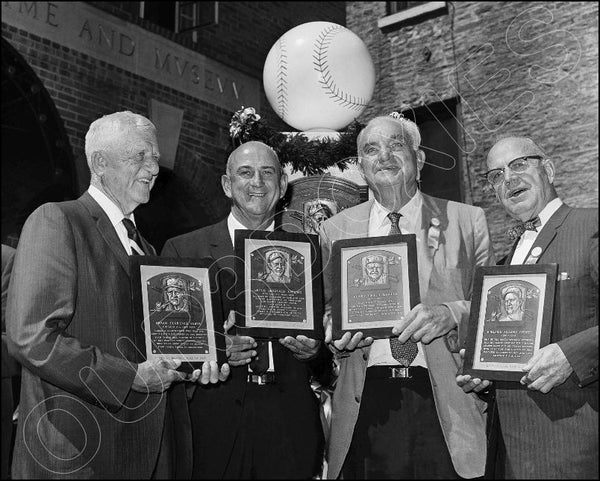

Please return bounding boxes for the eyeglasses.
[484,156,543,186]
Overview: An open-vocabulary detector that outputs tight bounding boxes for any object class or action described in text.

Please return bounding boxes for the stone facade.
[346,1,598,257]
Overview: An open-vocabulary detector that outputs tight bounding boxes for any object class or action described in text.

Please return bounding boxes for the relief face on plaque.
[346,249,405,325]
[146,272,209,355]
[302,200,337,235]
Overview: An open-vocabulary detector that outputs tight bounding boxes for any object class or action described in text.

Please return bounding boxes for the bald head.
[486,136,557,222]
[227,141,280,175]
[486,137,546,168]
[222,140,287,229]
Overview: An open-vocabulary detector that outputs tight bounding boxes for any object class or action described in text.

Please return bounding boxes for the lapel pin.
[531,246,542,258]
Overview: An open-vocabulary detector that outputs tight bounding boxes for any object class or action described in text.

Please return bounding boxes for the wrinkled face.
[167,287,185,307]
[100,126,160,215]
[359,119,423,197]
[486,139,555,222]
[222,144,287,224]
[366,262,383,282]
[269,257,286,276]
[504,293,522,315]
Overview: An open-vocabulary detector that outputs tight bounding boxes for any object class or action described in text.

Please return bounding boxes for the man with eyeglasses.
[458,137,598,479]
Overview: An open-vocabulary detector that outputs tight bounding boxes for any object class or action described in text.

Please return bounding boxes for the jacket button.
[363,352,368,360]
[354,395,361,403]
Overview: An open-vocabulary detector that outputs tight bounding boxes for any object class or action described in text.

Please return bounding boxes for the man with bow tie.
[320,115,495,479]
[458,136,598,479]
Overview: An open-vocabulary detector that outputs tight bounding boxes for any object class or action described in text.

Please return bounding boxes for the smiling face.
[222,141,288,229]
[91,117,160,216]
[366,262,383,282]
[358,117,424,202]
[486,137,557,222]
[269,256,286,276]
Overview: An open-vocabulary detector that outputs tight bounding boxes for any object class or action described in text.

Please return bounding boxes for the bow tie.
[506,216,541,240]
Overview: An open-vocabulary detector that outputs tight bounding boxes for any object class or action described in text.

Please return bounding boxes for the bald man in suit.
[458,137,598,479]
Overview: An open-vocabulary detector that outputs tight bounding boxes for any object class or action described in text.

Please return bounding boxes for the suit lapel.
[418,194,445,294]
[209,219,236,272]
[523,203,571,264]
[79,192,131,276]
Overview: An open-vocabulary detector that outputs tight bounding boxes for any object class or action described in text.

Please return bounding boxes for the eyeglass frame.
[483,155,544,186]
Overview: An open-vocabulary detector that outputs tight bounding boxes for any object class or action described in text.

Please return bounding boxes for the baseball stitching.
[313,25,368,111]
[276,38,288,120]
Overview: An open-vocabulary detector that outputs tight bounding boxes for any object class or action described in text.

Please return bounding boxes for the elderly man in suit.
[161,140,331,479]
[6,111,228,479]
[320,114,495,479]
[458,137,598,479]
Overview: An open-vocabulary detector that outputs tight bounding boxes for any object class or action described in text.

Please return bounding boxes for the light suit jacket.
[6,193,191,479]
[320,193,495,479]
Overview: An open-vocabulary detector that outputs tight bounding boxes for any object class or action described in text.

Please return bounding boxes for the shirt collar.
[371,190,423,232]
[537,197,563,228]
[227,212,275,246]
[88,185,135,227]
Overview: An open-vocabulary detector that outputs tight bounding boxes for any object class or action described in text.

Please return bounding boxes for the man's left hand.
[280,336,321,361]
[392,304,456,344]
[520,343,573,393]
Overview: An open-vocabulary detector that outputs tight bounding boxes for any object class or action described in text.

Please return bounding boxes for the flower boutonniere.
[427,217,441,249]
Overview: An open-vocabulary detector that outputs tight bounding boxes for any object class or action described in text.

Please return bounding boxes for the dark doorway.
[402,98,463,202]
[1,37,76,247]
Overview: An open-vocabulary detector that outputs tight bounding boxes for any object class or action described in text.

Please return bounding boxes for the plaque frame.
[130,256,227,373]
[234,230,324,339]
[332,234,420,339]
[462,264,557,382]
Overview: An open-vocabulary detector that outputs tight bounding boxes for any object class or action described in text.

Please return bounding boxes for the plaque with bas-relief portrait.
[234,230,324,339]
[462,264,557,382]
[331,234,420,339]
[130,257,227,373]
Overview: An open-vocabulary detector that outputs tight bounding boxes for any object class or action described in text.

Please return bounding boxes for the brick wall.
[346,1,598,258]
[2,1,345,249]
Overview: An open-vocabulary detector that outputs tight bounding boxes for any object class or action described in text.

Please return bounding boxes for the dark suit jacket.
[496,204,598,479]
[6,193,191,479]
[162,217,328,478]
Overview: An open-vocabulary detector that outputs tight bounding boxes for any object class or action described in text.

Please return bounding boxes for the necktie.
[249,341,270,375]
[387,212,418,366]
[506,216,541,241]
[122,218,151,255]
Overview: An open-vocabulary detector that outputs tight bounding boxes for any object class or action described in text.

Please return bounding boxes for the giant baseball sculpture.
[263,21,376,132]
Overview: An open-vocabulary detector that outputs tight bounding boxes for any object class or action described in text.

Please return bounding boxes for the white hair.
[357,115,422,152]
[84,111,156,169]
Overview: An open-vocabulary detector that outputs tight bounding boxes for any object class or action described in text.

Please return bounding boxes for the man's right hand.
[132,359,187,393]
[324,311,373,353]
[456,349,492,394]
[224,310,257,366]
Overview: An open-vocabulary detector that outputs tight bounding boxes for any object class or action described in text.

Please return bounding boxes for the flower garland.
[228,107,364,176]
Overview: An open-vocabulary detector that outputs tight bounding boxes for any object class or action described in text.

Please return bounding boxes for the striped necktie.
[122,218,150,255]
[387,212,418,366]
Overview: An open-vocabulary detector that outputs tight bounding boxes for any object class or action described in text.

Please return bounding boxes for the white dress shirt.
[88,185,140,255]
[366,191,428,368]
[511,198,563,265]
[227,212,276,372]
